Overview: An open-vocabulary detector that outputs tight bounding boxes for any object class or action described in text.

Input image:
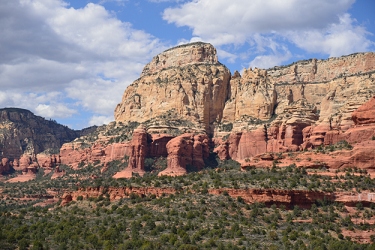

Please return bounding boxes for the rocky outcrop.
[0,108,91,160]
[51,165,65,179]
[114,42,375,168]
[3,43,373,175]
[158,133,209,176]
[141,42,218,76]
[60,140,131,169]
[240,96,375,170]
[268,53,375,84]
[114,42,231,133]
[0,157,11,174]
[63,185,375,210]
[209,188,334,208]
[301,95,375,150]
[113,126,148,178]
[37,154,61,169]
[352,96,375,125]
[222,68,277,123]
[215,99,319,160]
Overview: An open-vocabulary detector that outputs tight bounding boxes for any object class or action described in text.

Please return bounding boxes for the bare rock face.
[113,126,148,178]
[19,155,33,171]
[60,140,131,169]
[302,94,375,149]
[141,42,218,76]
[222,68,277,123]
[215,99,319,160]
[268,99,319,152]
[268,53,375,84]
[36,154,61,169]
[114,42,231,133]
[352,96,375,125]
[213,133,241,160]
[148,134,175,158]
[272,53,375,132]
[158,133,209,176]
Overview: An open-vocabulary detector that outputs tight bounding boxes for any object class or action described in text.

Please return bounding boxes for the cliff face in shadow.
[0,108,93,160]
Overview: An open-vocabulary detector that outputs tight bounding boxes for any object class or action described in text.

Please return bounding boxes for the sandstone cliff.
[215,52,375,162]
[115,43,375,134]
[15,42,371,176]
[114,42,231,134]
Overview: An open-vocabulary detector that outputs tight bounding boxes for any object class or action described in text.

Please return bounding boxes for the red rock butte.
[2,42,375,177]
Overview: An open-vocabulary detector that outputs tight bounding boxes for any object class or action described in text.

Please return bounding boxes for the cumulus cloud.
[89,115,113,126]
[249,50,292,69]
[287,14,374,57]
[217,49,238,64]
[163,0,373,67]
[0,90,78,118]
[0,0,165,128]
[35,104,77,118]
[97,0,128,5]
[148,0,187,3]
[163,0,354,45]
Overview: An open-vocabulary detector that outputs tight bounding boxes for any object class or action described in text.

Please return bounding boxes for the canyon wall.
[112,43,375,172]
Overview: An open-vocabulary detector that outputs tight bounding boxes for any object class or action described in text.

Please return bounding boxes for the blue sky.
[0,0,374,129]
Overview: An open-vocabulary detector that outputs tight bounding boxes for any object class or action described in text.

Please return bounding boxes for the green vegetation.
[219,123,233,132]
[1,156,375,249]
[315,140,353,153]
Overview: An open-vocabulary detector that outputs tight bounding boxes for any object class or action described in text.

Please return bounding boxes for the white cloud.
[217,49,238,64]
[163,0,355,46]
[89,115,113,126]
[97,0,128,6]
[65,78,127,115]
[35,103,77,118]
[0,90,77,118]
[0,0,165,127]
[247,36,293,68]
[287,14,374,57]
[148,0,187,3]
[162,0,374,67]
[249,50,292,69]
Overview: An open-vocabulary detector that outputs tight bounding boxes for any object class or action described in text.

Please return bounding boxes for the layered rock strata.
[115,42,375,156]
[115,42,231,133]
[158,133,209,176]
[8,43,371,176]
[113,126,148,178]
[63,186,375,209]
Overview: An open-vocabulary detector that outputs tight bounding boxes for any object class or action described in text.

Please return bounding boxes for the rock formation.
[59,139,131,169]
[222,68,277,123]
[0,157,11,175]
[3,42,374,176]
[113,126,148,178]
[0,108,93,160]
[114,42,231,133]
[158,133,209,176]
[114,41,374,150]
[352,96,375,125]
